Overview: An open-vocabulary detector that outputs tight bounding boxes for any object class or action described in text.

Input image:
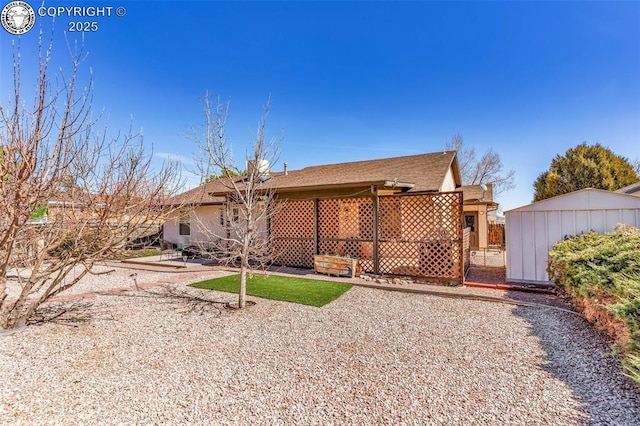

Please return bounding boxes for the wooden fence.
[488,222,505,247]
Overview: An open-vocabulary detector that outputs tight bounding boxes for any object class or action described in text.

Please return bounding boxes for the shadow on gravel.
[31,285,233,328]
[30,301,116,327]
[510,297,640,424]
[112,285,231,317]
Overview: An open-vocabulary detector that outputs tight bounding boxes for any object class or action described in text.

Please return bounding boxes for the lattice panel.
[378,192,463,283]
[271,200,315,238]
[317,198,374,273]
[317,198,374,240]
[270,192,463,283]
[271,239,315,268]
[271,199,315,268]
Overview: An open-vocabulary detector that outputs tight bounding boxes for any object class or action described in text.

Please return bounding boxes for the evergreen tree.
[533,143,639,201]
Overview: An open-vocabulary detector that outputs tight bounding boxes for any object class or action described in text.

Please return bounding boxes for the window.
[464,214,475,232]
[221,207,240,227]
[179,216,191,236]
[229,207,240,224]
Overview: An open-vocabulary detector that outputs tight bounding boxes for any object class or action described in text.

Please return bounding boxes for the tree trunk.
[238,238,250,308]
[238,263,247,309]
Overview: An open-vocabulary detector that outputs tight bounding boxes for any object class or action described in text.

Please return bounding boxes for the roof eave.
[208,180,416,196]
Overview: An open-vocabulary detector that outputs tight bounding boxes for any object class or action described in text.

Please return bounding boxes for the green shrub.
[623,354,640,385]
[549,225,640,386]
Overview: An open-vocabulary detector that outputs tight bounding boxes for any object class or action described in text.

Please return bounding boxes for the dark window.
[464,215,475,232]
[179,217,191,235]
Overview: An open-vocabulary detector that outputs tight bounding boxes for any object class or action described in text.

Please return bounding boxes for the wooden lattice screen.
[377,193,463,282]
[271,191,464,284]
[317,198,375,273]
[271,199,315,268]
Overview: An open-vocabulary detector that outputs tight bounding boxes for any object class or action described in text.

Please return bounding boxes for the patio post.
[373,194,380,275]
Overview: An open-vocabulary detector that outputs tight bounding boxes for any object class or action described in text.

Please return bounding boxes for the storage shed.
[505,188,640,284]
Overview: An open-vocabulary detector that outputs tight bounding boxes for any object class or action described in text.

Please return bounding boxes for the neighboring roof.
[616,181,640,196]
[506,188,640,213]
[168,184,227,205]
[173,151,460,204]
[459,184,497,204]
[460,185,484,201]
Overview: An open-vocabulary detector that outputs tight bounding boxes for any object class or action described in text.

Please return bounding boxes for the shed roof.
[172,151,460,205]
[506,188,640,213]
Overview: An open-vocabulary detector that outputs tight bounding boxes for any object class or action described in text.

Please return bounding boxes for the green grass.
[29,205,48,219]
[189,274,352,307]
[122,248,162,259]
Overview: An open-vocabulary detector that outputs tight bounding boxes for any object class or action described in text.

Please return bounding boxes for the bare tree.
[190,93,281,308]
[0,38,182,331]
[445,133,515,196]
[633,158,640,178]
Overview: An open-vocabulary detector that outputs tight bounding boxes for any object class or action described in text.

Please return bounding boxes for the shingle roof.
[459,185,485,201]
[270,151,458,191]
[459,184,496,204]
[172,151,460,204]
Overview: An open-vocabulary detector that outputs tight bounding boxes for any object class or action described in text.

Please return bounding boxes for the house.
[459,183,499,249]
[505,188,640,284]
[165,151,473,283]
[165,151,462,245]
[616,181,640,196]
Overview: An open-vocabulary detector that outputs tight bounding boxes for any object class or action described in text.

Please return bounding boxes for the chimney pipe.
[284,162,288,176]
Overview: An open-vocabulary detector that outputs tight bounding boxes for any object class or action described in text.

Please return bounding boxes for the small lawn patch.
[189,274,352,307]
[121,248,162,259]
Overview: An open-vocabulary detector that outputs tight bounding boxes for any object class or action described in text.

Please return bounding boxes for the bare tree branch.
[445,134,515,197]
[0,35,184,330]
[189,93,282,308]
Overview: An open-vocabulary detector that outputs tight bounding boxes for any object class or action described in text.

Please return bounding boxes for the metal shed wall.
[506,189,640,284]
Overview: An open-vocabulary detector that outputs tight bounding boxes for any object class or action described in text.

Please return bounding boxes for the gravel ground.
[4,264,176,300]
[1,270,639,425]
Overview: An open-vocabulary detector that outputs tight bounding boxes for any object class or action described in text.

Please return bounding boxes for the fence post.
[373,194,380,275]
[314,198,319,255]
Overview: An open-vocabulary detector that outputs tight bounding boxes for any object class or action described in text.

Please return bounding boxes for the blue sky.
[1,1,638,211]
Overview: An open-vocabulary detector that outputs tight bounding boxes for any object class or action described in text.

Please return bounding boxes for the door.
[464,213,478,248]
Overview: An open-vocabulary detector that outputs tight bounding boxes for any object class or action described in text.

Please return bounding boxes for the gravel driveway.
[1,270,639,425]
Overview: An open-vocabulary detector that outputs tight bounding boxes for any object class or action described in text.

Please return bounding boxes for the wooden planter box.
[314,255,359,278]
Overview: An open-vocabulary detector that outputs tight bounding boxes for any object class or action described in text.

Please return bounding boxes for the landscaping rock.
[1,268,638,424]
